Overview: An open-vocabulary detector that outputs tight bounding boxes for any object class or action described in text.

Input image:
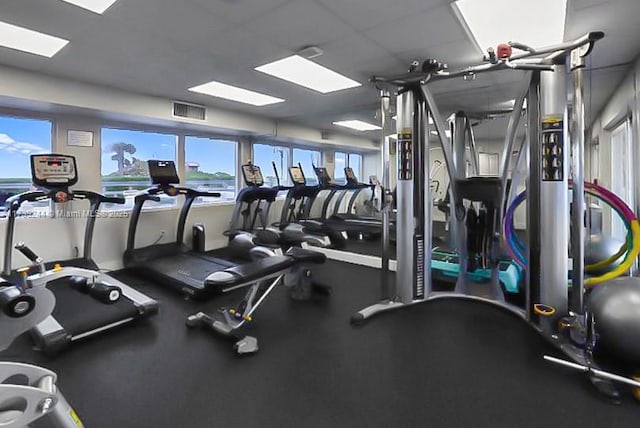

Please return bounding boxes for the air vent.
[173,102,206,121]
[321,130,331,140]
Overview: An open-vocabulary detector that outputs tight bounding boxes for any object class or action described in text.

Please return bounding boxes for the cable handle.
[14,242,41,264]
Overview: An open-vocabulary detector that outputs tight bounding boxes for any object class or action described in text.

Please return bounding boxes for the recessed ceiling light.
[0,21,69,57]
[333,120,381,132]
[61,0,119,14]
[188,81,284,107]
[431,130,452,138]
[256,55,361,94]
[454,0,567,52]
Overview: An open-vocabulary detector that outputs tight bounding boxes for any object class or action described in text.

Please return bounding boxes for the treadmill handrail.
[3,188,123,276]
[126,184,221,253]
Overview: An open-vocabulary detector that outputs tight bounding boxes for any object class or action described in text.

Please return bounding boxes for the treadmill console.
[241,164,264,187]
[344,167,358,185]
[289,166,306,185]
[314,166,333,186]
[148,160,180,186]
[30,154,78,188]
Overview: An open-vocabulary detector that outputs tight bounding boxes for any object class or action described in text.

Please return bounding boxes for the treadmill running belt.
[49,279,140,336]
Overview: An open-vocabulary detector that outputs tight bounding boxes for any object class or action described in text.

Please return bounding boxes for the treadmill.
[123,160,293,299]
[227,162,279,239]
[310,165,382,238]
[332,167,383,223]
[2,154,159,354]
[277,165,346,248]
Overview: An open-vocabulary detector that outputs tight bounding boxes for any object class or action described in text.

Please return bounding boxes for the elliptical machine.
[0,243,106,427]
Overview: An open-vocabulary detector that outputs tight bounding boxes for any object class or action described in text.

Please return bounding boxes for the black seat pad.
[206,256,294,285]
[286,247,326,264]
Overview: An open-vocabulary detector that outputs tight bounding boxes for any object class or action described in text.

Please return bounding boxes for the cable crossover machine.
[353,31,640,401]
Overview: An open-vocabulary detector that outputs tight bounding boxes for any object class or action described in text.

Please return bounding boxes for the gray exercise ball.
[589,278,640,365]
[585,234,625,276]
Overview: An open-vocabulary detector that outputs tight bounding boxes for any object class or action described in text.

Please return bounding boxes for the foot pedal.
[234,336,258,355]
[589,375,622,404]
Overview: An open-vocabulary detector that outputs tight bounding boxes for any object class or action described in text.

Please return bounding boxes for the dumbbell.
[0,280,36,318]
[69,276,121,304]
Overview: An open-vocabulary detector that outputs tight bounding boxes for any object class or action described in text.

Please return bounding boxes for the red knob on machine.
[497,43,513,59]
[55,191,68,203]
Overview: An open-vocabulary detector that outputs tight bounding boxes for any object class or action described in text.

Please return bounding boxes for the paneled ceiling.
[0,0,638,142]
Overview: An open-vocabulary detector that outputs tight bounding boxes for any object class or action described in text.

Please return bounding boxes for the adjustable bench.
[187,247,328,354]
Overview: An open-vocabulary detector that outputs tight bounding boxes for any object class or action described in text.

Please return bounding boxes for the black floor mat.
[3,261,639,428]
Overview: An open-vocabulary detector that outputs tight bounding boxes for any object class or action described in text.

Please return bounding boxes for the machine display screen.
[30,154,78,186]
[344,167,357,182]
[289,167,305,185]
[148,160,180,185]
[315,167,332,184]
[242,164,264,186]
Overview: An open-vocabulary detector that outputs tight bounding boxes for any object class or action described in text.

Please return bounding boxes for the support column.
[396,89,428,303]
[570,49,586,312]
[538,68,570,318]
[527,73,542,321]
[380,89,393,300]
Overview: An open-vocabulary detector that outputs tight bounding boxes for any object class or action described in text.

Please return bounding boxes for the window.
[253,143,290,187]
[333,151,362,184]
[610,120,633,242]
[348,153,362,181]
[478,153,499,176]
[185,136,237,203]
[334,152,347,184]
[101,128,177,209]
[292,148,321,185]
[0,115,51,215]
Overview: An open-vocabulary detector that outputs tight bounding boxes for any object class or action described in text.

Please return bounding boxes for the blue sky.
[253,144,289,183]
[101,128,236,176]
[293,148,321,183]
[0,116,51,177]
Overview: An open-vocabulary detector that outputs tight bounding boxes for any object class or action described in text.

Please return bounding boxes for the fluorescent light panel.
[61,0,119,14]
[0,21,68,57]
[188,81,284,106]
[334,120,381,132]
[256,55,361,94]
[455,0,567,52]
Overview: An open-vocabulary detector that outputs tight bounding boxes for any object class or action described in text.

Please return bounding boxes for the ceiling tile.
[316,0,449,31]
[363,4,467,54]
[106,0,232,52]
[206,27,289,68]
[247,0,357,49]
[316,33,403,82]
[188,0,291,25]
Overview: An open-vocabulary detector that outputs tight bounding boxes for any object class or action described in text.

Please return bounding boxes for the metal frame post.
[570,49,587,312]
[527,73,542,321]
[539,68,570,320]
[396,90,417,303]
[380,89,394,300]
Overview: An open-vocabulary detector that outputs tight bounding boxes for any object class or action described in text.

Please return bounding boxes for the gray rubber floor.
[3,260,640,427]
